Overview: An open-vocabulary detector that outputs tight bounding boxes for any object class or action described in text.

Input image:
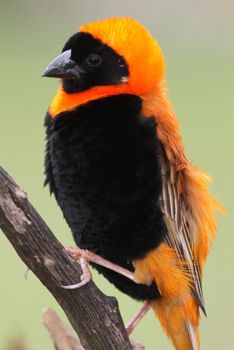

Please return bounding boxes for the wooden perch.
[0,166,132,350]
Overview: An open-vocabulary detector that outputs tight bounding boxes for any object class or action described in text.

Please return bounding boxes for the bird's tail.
[151,296,200,350]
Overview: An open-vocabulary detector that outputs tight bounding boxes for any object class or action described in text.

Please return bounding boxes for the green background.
[0,1,233,349]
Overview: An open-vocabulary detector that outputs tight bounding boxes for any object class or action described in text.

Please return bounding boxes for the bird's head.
[43,17,165,117]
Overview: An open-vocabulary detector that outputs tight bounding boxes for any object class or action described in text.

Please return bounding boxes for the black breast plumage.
[44,94,167,300]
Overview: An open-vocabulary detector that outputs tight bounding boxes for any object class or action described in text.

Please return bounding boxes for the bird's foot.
[65,246,135,281]
[62,254,92,289]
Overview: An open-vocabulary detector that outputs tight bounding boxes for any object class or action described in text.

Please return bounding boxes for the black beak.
[42,49,81,79]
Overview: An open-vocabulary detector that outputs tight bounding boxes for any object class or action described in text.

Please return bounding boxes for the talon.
[24,266,30,280]
[61,278,91,289]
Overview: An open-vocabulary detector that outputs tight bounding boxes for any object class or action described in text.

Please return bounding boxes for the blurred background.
[0,0,233,349]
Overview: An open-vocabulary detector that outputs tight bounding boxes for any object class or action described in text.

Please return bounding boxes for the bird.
[42,17,221,350]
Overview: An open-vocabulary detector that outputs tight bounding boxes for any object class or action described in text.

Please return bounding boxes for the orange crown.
[80,17,165,95]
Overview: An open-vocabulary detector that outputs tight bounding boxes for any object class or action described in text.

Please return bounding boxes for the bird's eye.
[86,54,102,67]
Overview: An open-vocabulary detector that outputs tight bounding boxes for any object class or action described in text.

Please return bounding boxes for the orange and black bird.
[42,17,221,349]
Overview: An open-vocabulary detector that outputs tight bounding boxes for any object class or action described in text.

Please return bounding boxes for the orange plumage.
[44,17,222,350]
[142,74,222,349]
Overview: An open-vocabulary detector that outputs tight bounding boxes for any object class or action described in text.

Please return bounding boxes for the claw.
[24,266,30,280]
[61,278,91,289]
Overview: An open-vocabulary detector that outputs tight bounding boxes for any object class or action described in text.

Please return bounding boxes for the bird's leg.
[126,301,151,335]
[63,247,135,289]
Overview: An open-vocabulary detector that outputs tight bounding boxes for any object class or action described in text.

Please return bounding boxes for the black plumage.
[45,94,167,300]
[61,32,129,93]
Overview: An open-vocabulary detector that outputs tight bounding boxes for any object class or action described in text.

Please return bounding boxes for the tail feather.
[151,297,200,350]
[185,312,200,350]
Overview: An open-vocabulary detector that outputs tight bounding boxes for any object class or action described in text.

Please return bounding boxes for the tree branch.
[42,308,83,350]
[0,166,132,350]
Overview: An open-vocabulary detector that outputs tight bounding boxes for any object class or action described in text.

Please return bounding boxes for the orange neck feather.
[142,84,189,170]
[49,84,129,117]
